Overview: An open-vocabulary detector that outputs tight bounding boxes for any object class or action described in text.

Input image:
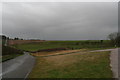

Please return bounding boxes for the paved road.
[1,52,35,79]
[110,48,118,78]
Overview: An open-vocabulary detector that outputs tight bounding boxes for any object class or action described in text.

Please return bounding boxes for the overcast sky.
[2,2,118,40]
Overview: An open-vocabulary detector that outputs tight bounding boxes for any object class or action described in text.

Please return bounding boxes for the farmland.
[3,39,115,78]
[12,40,114,52]
[8,40,45,45]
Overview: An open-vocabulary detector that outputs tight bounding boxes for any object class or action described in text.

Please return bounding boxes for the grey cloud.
[2,2,118,40]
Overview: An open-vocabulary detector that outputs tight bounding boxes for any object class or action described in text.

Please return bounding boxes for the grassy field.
[28,51,112,78]
[13,40,113,52]
[11,40,113,78]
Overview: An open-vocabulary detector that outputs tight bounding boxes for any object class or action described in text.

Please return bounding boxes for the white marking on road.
[24,68,32,79]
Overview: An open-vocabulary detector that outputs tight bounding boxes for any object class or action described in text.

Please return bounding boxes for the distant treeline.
[1,35,23,40]
[1,32,120,47]
[1,35,43,40]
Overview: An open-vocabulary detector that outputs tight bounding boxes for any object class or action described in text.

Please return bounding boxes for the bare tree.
[108,32,120,47]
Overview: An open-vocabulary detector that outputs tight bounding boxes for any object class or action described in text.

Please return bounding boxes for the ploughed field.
[8,40,45,45]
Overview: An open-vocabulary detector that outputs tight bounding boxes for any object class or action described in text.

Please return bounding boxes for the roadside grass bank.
[28,51,112,78]
[1,54,23,62]
[2,45,24,62]
[12,40,114,52]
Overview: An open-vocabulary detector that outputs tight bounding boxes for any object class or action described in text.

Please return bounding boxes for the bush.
[108,32,120,47]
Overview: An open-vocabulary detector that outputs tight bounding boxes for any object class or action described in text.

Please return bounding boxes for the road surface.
[110,48,118,78]
[1,52,35,79]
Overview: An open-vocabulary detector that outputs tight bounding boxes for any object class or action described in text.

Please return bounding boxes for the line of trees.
[1,35,23,40]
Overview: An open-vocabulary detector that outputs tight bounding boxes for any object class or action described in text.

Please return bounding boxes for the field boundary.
[32,49,115,57]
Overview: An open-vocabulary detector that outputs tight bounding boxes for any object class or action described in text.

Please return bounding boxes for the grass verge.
[28,51,112,78]
[1,54,23,62]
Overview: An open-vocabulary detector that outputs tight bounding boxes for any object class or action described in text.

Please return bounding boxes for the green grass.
[1,54,22,62]
[13,40,113,51]
[28,51,112,78]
